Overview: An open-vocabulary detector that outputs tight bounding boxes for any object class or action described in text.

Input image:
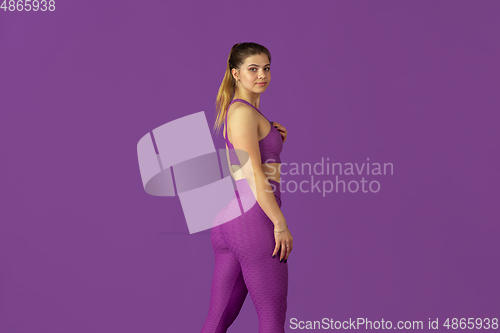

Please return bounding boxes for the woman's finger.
[273,122,286,133]
[272,243,281,258]
[285,244,292,260]
[272,123,288,143]
[280,242,287,262]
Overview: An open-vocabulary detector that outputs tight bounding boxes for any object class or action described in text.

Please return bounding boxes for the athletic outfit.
[201,99,286,333]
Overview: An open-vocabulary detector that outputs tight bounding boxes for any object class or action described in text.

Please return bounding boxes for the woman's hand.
[271,122,288,143]
[273,225,293,263]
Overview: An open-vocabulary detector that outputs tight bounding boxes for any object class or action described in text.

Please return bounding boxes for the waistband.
[233,178,281,206]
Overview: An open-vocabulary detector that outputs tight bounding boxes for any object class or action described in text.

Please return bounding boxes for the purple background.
[1,1,499,332]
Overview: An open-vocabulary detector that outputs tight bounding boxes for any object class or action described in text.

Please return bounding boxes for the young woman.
[201,42,293,333]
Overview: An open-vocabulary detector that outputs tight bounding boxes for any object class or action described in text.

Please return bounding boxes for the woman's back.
[223,99,283,184]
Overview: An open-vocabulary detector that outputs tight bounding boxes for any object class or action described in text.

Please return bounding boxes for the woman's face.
[233,53,271,93]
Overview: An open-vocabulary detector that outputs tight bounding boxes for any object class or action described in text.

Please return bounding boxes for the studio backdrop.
[1,1,498,332]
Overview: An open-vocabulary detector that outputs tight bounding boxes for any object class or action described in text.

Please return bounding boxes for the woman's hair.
[213,42,272,135]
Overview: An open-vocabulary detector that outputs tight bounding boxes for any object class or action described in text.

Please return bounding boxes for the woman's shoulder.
[227,102,258,121]
[226,102,259,136]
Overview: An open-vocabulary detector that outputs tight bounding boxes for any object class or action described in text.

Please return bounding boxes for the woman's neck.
[233,93,260,109]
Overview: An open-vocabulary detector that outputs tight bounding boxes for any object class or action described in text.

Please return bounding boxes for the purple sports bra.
[224,99,283,165]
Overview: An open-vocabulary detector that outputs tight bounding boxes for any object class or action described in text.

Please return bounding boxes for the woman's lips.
[257,82,267,86]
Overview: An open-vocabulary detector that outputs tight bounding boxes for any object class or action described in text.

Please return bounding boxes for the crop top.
[224,98,283,165]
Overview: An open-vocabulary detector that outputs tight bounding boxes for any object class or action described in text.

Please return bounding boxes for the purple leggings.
[201,179,287,333]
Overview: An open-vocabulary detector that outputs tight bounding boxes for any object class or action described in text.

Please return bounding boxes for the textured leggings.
[201,179,287,333]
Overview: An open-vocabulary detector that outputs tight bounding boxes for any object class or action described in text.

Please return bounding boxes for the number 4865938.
[1,0,56,11]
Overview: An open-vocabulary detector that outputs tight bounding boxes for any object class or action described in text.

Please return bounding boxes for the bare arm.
[227,105,287,230]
